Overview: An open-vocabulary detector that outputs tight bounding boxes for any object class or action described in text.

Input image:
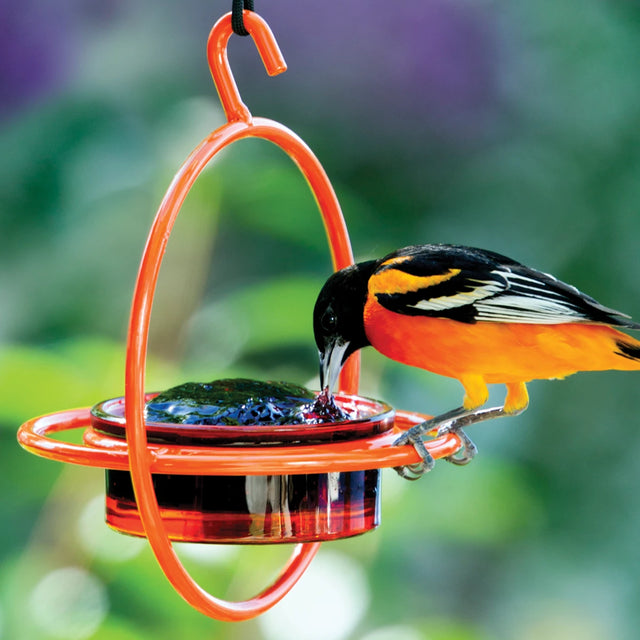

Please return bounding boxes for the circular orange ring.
[17,407,462,474]
[121,112,371,619]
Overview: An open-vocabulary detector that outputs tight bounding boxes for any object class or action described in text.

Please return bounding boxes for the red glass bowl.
[91,393,394,544]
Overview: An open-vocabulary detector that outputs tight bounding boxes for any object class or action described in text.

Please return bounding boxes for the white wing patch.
[407,278,505,312]
[406,267,591,323]
[474,268,587,323]
[474,295,585,323]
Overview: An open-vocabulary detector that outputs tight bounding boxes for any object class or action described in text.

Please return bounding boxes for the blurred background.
[3,0,640,638]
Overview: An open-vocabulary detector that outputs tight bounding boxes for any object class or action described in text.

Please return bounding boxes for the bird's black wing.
[370,244,640,328]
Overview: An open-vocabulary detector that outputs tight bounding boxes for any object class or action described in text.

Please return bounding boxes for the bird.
[313,243,640,479]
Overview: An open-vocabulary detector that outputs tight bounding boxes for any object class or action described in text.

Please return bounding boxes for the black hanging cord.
[232,0,255,36]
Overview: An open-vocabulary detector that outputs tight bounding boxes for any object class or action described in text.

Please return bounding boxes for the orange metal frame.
[17,11,461,621]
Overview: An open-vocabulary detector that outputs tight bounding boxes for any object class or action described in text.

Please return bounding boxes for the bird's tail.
[614,334,640,369]
[551,325,640,373]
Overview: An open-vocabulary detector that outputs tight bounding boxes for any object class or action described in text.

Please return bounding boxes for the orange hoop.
[16,10,463,622]
[17,407,461,473]
[123,10,361,621]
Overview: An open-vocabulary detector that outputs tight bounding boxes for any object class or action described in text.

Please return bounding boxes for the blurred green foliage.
[3,0,640,638]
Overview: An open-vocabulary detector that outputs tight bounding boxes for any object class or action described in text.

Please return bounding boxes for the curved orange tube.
[17,408,461,473]
[123,11,358,621]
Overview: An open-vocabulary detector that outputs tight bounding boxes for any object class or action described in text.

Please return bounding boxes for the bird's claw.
[393,430,435,480]
[393,421,477,479]
[437,423,477,466]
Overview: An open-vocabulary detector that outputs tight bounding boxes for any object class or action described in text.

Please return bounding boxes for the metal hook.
[207,11,287,123]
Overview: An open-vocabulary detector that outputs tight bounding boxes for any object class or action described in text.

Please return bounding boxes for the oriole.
[313,244,640,477]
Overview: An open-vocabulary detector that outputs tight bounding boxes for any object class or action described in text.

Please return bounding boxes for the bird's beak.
[319,338,350,393]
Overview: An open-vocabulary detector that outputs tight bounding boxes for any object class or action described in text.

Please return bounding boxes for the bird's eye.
[321,309,338,332]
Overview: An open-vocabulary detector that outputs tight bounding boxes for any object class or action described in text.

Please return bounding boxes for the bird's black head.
[313,260,377,392]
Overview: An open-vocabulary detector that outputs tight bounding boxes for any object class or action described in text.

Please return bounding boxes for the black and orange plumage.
[313,244,640,477]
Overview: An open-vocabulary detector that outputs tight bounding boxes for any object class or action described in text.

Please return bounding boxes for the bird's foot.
[393,431,436,480]
[437,422,477,466]
[393,405,512,480]
[393,406,471,479]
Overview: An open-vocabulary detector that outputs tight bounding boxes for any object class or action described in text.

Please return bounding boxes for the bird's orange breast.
[363,296,640,384]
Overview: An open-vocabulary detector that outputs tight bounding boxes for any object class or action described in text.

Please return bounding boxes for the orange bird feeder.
[17,10,461,622]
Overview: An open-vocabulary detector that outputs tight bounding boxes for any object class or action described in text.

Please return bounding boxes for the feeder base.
[105,469,381,543]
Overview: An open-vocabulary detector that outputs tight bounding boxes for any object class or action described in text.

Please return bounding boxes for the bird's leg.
[436,406,508,465]
[393,402,529,479]
[503,381,529,415]
[393,381,530,479]
[433,374,488,466]
[442,383,528,464]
